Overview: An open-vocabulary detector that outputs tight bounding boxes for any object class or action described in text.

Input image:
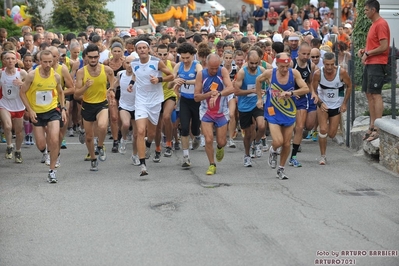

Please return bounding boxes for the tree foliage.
[51,0,114,32]
[0,16,21,37]
[353,0,371,86]
[26,0,46,26]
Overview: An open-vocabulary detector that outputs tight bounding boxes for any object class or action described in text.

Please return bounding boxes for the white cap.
[272,34,283,43]
[344,23,352,29]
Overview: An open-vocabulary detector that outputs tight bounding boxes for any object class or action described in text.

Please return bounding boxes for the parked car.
[192,0,226,16]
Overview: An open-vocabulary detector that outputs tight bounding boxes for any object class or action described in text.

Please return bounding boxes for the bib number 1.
[36,91,53,105]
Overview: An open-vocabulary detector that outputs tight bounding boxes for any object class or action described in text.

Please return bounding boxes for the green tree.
[26,0,46,26]
[51,0,114,32]
[353,0,371,86]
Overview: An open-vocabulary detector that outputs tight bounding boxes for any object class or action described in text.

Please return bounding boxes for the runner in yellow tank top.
[20,50,66,183]
[48,46,75,151]
[74,44,115,172]
[154,44,177,161]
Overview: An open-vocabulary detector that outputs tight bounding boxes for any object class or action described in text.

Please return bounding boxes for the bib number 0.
[36,91,53,105]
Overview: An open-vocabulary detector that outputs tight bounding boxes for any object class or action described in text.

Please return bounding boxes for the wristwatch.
[365,51,369,56]
[61,107,67,111]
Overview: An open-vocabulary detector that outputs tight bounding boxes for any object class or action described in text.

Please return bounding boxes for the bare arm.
[157,60,174,82]
[292,69,309,96]
[220,67,234,96]
[234,69,257,96]
[256,69,272,109]
[20,71,35,114]
[340,68,352,113]
[61,64,75,96]
[74,68,90,99]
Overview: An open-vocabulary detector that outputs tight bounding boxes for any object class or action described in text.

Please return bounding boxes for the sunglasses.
[311,56,320,58]
[158,53,168,57]
[87,55,99,59]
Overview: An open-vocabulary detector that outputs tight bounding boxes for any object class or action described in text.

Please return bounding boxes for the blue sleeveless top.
[237,66,262,112]
[178,61,198,99]
[264,68,297,126]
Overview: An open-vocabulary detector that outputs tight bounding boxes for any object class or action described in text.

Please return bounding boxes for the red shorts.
[9,110,25,119]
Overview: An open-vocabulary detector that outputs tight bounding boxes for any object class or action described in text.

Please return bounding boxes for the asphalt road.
[1,134,398,266]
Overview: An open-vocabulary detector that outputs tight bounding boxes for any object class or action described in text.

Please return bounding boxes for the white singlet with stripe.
[0,68,25,112]
[317,66,345,109]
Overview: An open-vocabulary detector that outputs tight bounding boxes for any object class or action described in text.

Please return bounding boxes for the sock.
[97,146,102,150]
[217,145,222,149]
[155,146,161,152]
[23,120,30,135]
[145,140,152,148]
[91,158,97,162]
[166,141,172,148]
[140,158,146,165]
[40,148,46,153]
[210,163,216,166]
[183,149,189,157]
[291,144,300,158]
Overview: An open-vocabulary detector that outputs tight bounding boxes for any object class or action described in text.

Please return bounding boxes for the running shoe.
[276,147,282,155]
[84,153,91,161]
[131,154,140,166]
[277,167,289,180]
[45,155,50,166]
[153,151,161,163]
[174,141,180,150]
[244,155,252,167]
[164,146,172,157]
[24,135,30,145]
[288,156,302,167]
[268,149,277,169]
[97,146,107,161]
[68,127,74,137]
[41,152,49,163]
[250,145,255,158]
[14,151,22,163]
[61,138,67,149]
[261,138,269,152]
[192,136,201,150]
[5,146,13,159]
[182,156,191,168]
[55,154,61,168]
[216,146,224,162]
[255,143,263,158]
[319,155,327,165]
[29,134,34,145]
[90,159,98,171]
[305,130,313,139]
[200,135,205,147]
[79,129,86,144]
[228,138,236,148]
[112,140,119,153]
[312,131,319,142]
[189,140,193,150]
[206,164,216,175]
[47,170,58,183]
[140,164,148,176]
[118,139,126,154]
[145,147,151,159]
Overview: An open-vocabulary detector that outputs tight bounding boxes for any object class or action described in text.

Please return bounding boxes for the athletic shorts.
[65,95,73,101]
[81,100,109,122]
[327,107,340,118]
[118,107,135,120]
[201,112,229,128]
[1,109,25,119]
[32,108,62,127]
[115,88,121,101]
[294,95,309,110]
[362,64,386,94]
[227,93,234,102]
[239,107,263,129]
[307,93,317,112]
[135,102,162,125]
[161,97,176,113]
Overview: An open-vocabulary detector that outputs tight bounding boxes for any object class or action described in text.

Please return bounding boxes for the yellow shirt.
[82,64,107,104]
[27,67,58,113]
[162,60,176,100]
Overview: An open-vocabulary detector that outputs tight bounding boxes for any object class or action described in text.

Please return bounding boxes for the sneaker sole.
[47,179,58,183]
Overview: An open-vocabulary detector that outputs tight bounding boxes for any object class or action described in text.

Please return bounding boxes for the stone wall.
[375,118,399,175]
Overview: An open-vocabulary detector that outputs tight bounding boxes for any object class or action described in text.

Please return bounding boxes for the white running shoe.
[244,155,252,167]
[118,139,127,154]
[131,154,140,166]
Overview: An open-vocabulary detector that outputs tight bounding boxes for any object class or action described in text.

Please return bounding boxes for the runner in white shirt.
[129,37,174,176]
[0,51,28,163]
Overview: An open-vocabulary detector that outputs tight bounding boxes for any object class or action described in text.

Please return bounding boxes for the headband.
[276,57,291,63]
[135,40,150,47]
[111,42,123,50]
[288,36,300,41]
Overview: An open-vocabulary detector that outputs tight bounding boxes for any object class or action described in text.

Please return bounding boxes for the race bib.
[36,90,53,106]
[3,85,18,100]
[325,89,338,101]
[247,84,256,97]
